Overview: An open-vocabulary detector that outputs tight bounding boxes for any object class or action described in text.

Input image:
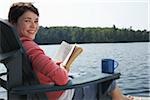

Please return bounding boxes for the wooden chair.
[0,19,121,100]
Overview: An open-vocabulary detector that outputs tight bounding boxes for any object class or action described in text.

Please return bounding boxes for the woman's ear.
[10,22,17,28]
[10,21,16,25]
[8,20,16,25]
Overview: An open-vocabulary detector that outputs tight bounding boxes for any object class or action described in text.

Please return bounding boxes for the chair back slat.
[0,20,21,53]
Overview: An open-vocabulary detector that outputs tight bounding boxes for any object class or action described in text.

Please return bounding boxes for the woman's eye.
[35,20,38,23]
[25,20,30,22]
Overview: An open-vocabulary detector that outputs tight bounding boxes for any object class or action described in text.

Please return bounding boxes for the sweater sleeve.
[21,38,68,85]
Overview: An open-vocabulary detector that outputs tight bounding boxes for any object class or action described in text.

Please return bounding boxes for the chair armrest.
[10,72,121,95]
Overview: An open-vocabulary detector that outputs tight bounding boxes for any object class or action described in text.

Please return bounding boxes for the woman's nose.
[30,21,36,28]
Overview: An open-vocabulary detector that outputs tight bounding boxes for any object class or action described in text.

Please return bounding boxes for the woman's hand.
[60,63,70,72]
[59,63,66,69]
[55,61,62,65]
[55,61,69,71]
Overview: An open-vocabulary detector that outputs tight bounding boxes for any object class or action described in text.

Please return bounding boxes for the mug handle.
[114,61,119,69]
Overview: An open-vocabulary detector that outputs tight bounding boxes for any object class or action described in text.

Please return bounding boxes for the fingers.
[56,61,63,65]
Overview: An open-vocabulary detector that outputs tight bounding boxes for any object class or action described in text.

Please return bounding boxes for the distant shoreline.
[37,41,150,45]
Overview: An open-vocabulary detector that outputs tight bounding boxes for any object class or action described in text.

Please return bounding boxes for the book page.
[54,41,83,70]
[54,41,74,62]
[64,44,83,70]
[63,44,76,66]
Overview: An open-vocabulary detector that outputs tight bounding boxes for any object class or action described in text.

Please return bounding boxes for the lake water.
[0,42,150,99]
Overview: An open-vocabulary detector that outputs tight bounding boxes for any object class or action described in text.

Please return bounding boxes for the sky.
[0,0,149,31]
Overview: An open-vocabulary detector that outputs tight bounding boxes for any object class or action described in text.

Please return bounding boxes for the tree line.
[35,25,149,44]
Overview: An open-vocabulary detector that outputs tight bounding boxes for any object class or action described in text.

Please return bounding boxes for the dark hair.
[8,2,39,23]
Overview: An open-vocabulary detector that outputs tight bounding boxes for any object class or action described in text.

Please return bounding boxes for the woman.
[8,2,133,100]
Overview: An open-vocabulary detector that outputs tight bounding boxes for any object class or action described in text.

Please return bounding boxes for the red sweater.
[20,37,68,100]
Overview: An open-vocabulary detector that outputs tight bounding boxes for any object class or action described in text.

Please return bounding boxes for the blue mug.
[101,59,118,74]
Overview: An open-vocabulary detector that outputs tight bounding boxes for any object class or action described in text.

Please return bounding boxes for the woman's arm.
[21,37,68,85]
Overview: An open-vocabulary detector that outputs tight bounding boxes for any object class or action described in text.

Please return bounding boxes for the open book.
[54,41,83,71]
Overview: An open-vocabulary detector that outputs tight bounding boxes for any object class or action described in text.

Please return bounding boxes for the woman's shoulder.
[20,36,39,49]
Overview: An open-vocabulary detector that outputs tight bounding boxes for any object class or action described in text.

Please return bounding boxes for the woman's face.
[15,11,39,40]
